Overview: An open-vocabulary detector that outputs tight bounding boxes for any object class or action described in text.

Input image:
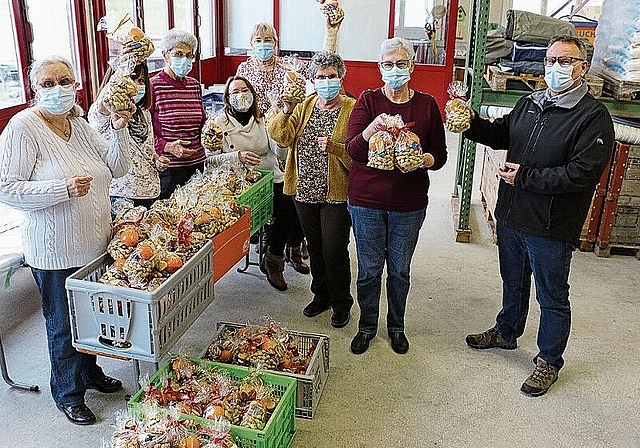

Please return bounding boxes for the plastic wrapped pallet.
[592,0,640,82]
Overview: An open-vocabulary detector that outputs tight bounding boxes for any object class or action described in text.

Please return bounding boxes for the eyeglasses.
[38,77,75,88]
[543,56,584,67]
[169,50,195,60]
[314,74,339,80]
[378,60,411,71]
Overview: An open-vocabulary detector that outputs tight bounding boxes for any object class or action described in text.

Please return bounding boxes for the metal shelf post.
[452,0,491,242]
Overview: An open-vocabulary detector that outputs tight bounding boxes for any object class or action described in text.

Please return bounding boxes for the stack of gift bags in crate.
[100,165,265,292]
[106,321,330,447]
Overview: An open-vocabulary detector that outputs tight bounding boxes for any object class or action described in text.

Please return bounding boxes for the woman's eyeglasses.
[38,78,75,88]
[543,56,584,67]
[170,50,195,60]
[314,74,339,80]
[378,60,411,70]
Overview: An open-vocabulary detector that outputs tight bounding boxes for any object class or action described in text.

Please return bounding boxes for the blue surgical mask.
[315,78,341,100]
[381,66,411,90]
[38,84,76,115]
[133,85,146,104]
[254,43,275,61]
[229,91,254,112]
[544,62,576,93]
[170,56,193,78]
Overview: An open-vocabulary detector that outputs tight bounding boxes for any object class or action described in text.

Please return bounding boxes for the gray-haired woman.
[346,37,447,356]
[267,51,355,329]
[0,55,131,424]
[150,28,206,199]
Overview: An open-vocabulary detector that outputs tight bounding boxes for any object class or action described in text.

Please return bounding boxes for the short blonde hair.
[250,23,278,43]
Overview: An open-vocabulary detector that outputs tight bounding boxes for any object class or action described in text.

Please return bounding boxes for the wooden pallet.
[484,65,546,92]
[594,243,640,260]
[593,69,640,101]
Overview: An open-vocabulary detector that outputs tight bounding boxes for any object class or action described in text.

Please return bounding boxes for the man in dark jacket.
[463,35,615,396]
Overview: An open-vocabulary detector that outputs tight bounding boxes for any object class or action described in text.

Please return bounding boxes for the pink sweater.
[150,71,206,167]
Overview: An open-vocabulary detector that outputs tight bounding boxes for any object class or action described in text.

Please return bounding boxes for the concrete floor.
[1,133,639,447]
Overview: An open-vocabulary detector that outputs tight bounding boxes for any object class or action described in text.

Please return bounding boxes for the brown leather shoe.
[260,249,287,291]
[286,245,309,274]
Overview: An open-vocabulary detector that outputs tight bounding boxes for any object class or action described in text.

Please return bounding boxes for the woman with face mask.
[345,37,448,356]
[150,28,206,199]
[206,76,295,290]
[236,21,341,117]
[89,62,170,210]
[267,51,355,329]
[0,55,132,425]
[236,22,311,278]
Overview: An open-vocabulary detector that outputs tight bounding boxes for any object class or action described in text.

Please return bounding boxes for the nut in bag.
[394,125,424,173]
[98,14,155,63]
[281,55,307,103]
[201,115,224,153]
[101,52,139,113]
[367,113,397,171]
[445,81,472,133]
[317,0,345,26]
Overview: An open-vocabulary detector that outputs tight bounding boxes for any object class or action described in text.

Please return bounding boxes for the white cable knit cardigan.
[0,108,130,270]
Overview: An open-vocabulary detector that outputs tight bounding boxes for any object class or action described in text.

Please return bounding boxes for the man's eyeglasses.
[378,60,411,71]
[170,50,195,60]
[543,56,584,67]
[315,74,339,80]
[38,77,75,88]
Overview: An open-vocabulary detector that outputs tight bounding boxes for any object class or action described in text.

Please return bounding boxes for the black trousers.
[267,182,298,256]
[158,162,205,200]
[294,200,353,313]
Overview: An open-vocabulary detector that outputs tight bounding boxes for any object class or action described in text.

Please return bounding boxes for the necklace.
[38,109,70,138]
[382,86,412,104]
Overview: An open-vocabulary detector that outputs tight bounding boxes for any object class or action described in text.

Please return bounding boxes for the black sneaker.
[520,358,558,397]
[331,310,350,328]
[465,328,517,350]
[303,301,331,317]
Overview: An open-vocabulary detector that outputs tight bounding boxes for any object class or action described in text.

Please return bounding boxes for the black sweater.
[464,85,615,244]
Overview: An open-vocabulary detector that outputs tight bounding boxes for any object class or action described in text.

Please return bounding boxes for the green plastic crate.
[129,357,296,448]
[236,170,274,235]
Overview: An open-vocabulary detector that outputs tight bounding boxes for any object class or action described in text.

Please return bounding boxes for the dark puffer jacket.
[464,83,614,244]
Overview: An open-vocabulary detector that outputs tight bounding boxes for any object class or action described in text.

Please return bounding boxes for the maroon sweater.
[346,88,447,212]
[150,71,206,167]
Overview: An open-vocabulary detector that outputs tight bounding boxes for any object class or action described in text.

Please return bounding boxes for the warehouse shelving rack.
[452,0,640,242]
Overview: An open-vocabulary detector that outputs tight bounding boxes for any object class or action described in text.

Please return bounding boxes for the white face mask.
[544,62,576,93]
[38,84,76,115]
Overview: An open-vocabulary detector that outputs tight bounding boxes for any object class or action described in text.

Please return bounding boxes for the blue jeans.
[31,267,106,407]
[495,223,574,370]
[348,204,426,335]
